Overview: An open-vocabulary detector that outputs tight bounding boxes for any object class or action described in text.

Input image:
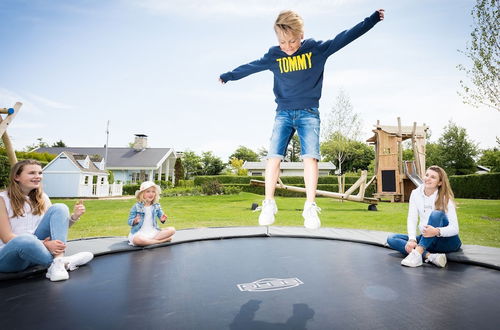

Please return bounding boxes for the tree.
[257,147,268,160]
[229,157,248,176]
[181,151,202,179]
[478,143,500,172]
[343,141,375,172]
[24,137,49,152]
[285,134,301,162]
[174,158,184,185]
[457,0,499,111]
[200,151,225,175]
[437,121,479,175]
[321,136,374,173]
[425,142,444,168]
[229,146,259,162]
[51,140,67,147]
[321,89,362,174]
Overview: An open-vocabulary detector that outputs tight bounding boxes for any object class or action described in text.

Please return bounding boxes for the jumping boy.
[219,9,385,229]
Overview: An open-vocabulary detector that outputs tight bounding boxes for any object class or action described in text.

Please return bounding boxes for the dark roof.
[55,152,107,174]
[36,147,174,169]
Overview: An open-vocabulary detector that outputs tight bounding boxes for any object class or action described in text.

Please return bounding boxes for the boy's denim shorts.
[267,108,321,160]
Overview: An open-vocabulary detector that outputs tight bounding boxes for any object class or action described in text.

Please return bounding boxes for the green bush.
[450,173,500,199]
[123,184,140,196]
[0,155,10,188]
[223,185,242,195]
[201,180,224,195]
[162,186,203,197]
[177,179,194,187]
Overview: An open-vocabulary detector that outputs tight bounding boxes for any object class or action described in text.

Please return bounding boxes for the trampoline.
[1,227,500,330]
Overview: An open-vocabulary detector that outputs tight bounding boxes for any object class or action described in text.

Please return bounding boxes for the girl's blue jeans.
[0,204,70,272]
[387,210,462,256]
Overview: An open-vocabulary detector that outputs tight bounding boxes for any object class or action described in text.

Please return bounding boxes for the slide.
[404,161,423,187]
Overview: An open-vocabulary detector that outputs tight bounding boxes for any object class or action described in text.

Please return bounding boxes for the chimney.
[133,134,148,151]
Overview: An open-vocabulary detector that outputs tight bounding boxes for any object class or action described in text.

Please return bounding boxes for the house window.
[101,177,105,184]
[84,176,89,184]
[251,172,263,176]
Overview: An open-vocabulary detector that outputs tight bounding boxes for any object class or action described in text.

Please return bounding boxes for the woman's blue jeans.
[387,211,462,256]
[0,204,70,272]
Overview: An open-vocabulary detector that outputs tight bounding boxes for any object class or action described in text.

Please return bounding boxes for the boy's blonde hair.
[427,165,455,212]
[274,10,304,37]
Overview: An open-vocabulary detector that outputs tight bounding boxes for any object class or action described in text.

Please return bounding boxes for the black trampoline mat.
[1,237,500,330]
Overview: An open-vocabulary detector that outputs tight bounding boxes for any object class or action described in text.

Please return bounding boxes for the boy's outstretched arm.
[323,9,385,56]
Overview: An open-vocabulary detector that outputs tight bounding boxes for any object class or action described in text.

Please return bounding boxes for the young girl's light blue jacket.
[127,202,165,234]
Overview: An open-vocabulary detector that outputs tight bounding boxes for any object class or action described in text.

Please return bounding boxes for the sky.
[1,0,498,161]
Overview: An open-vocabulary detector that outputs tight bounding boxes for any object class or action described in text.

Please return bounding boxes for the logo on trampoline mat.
[237,278,303,292]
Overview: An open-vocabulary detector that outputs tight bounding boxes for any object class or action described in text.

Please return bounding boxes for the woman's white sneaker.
[62,252,94,271]
[46,258,69,281]
[401,249,423,267]
[426,253,447,268]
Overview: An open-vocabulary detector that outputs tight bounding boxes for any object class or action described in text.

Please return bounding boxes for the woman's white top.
[127,205,159,245]
[0,191,52,250]
[407,185,459,241]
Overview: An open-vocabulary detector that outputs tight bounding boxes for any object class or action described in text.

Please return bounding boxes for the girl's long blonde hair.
[7,159,47,217]
[428,165,454,212]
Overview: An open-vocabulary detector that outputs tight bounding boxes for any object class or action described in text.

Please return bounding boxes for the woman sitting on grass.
[127,181,175,247]
[387,165,462,268]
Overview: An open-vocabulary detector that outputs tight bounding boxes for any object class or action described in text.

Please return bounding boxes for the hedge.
[450,173,500,199]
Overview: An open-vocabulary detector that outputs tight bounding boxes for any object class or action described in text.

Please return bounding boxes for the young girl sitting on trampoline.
[219,9,384,229]
[127,181,175,247]
[387,165,462,268]
[0,159,94,281]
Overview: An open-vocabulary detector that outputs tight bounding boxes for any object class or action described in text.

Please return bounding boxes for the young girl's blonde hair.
[428,165,455,212]
[274,10,304,37]
[7,159,48,217]
[135,181,161,204]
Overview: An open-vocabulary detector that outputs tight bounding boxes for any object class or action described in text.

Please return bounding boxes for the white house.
[42,152,123,198]
[36,134,177,185]
[243,161,336,177]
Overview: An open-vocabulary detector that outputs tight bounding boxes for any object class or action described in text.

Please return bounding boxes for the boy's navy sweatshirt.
[220,11,381,111]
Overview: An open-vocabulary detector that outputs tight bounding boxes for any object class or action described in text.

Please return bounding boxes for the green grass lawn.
[56,192,500,248]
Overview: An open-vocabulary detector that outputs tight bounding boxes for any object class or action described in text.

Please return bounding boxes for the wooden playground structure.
[366,118,428,202]
[250,118,428,208]
[0,102,22,166]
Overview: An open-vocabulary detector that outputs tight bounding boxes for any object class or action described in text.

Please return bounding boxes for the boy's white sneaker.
[258,199,277,226]
[426,253,447,268]
[401,249,423,267]
[62,252,94,271]
[303,202,321,229]
[46,257,69,281]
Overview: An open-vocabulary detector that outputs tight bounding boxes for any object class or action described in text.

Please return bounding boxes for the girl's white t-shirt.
[0,191,52,250]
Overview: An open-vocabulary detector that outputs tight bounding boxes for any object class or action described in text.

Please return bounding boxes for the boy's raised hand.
[377,9,385,20]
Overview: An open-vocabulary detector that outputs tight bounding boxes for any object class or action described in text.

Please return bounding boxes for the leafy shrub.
[162,186,203,197]
[123,184,141,196]
[201,180,224,195]
[0,155,10,189]
[223,185,242,195]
